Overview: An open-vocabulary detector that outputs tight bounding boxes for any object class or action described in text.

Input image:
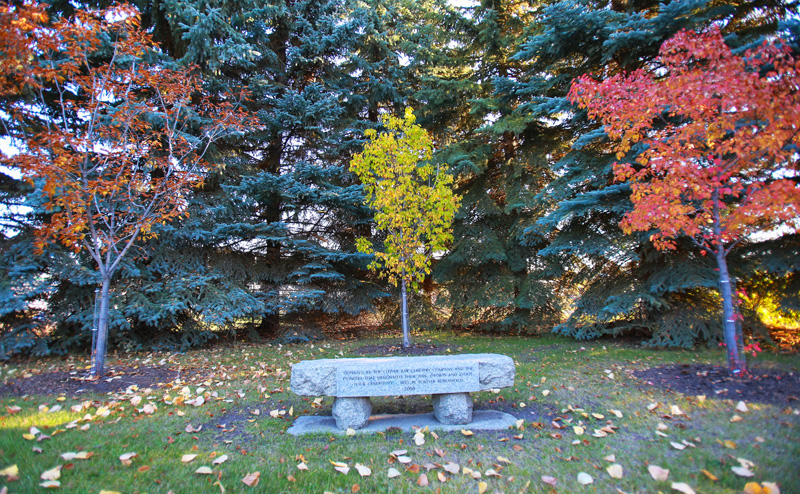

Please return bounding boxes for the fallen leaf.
[603,454,616,462]
[397,456,412,464]
[6,406,21,414]
[196,466,213,475]
[648,403,659,411]
[142,404,155,415]
[387,468,401,478]
[649,465,670,481]
[213,455,229,465]
[296,462,308,471]
[354,464,371,477]
[671,482,696,494]
[542,390,550,396]
[607,464,623,479]
[185,424,202,433]
[736,401,749,413]
[181,454,198,463]
[730,415,743,423]
[444,463,459,474]
[577,472,593,485]
[541,475,557,486]
[497,456,512,464]
[39,480,60,488]
[414,432,425,446]
[478,481,488,493]
[0,465,19,477]
[335,465,351,475]
[743,483,764,494]
[700,469,718,481]
[573,426,585,436]
[723,440,737,449]
[732,466,755,477]
[346,428,356,436]
[242,472,260,487]
[461,430,474,436]
[670,442,686,450]
[40,466,61,481]
[417,473,429,487]
[761,482,781,494]
[351,484,359,493]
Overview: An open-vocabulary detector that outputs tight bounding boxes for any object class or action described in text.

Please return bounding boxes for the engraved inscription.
[336,362,480,397]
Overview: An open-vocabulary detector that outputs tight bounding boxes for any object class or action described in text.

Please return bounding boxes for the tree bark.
[401,270,410,349]
[90,276,112,377]
[714,248,747,375]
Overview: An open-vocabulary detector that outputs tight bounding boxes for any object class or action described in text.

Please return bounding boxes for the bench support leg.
[332,397,372,429]
[432,393,473,424]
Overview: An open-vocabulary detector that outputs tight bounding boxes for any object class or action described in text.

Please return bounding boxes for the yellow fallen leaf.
[354,464,371,477]
[743,483,764,494]
[496,456,512,464]
[700,469,718,481]
[414,432,425,446]
[23,433,36,441]
[196,466,214,475]
[649,465,669,481]
[98,491,122,494]
[181,454,198,463]
[478,481,488,493]
[542,389,550,396]
[437,471,447,482]
[603,454,616,462]
[387,467,401,478]
[213,455,229,465]
[573,426,585,435]
[670,405,685,416]
[730,415,743,423]
[461,430,473,436]
[592,413,604,419]
[577,472,593,484]
[40,466,61,481]
[671,482,696,494]
[443,463,459,474]
[39,480,60,488]
[736,401,749,413]
[722,440,737,449]
[0,465,19,477]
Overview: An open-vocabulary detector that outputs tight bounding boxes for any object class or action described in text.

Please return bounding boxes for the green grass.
[1,333,798,493]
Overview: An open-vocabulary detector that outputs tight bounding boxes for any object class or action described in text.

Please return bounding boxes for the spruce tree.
[500,0,798,345]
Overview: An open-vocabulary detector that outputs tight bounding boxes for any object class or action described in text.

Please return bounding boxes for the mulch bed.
[633,364,800,405]
[355,343,455,356]
[0,366,184,397]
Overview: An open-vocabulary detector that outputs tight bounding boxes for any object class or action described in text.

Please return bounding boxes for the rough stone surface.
[432,393,473,424]
[287,410,517,436]
[291,354,514,397]
[332,397,372,430]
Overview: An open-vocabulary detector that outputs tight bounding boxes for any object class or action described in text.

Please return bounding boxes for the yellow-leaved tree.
[350,109,460,348]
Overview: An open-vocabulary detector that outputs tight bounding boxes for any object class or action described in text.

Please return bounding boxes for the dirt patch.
[354,343,455,356]
[0,366,198,397]
[633,364,800,405]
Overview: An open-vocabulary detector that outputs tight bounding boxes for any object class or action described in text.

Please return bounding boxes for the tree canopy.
[0,0,797,357]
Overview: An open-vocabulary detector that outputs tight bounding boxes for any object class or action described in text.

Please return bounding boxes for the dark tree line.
[1,0,797,356]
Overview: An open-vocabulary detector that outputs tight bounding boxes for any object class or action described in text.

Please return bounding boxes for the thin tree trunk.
[401,269,410,349]
[90,276,112,377]
[714,248,747,375]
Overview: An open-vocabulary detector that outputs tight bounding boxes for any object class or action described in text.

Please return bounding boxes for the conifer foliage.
[570,28,800,372]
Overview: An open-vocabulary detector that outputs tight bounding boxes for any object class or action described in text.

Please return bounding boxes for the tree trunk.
[401,270,410,349]
[714,248,747,375]
[90,276,112,377]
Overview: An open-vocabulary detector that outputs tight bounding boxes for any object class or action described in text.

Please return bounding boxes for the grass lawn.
[1,333,798,493]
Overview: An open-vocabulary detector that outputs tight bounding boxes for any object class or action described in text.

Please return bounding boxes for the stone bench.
[290,353,515,429]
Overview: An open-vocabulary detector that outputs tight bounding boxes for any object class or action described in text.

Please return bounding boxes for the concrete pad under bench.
[290,353,515,430]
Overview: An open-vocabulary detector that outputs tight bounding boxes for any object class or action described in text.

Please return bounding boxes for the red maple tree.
[569,27,800,374]
[0,2,249,375]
